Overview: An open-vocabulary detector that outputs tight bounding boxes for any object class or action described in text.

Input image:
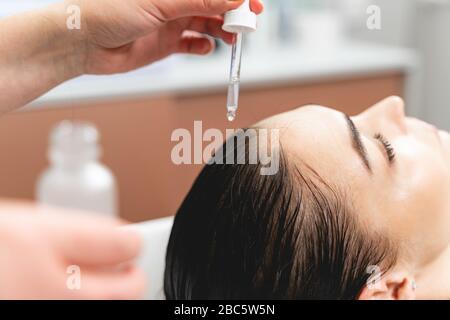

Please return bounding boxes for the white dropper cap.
[222,0,257,33]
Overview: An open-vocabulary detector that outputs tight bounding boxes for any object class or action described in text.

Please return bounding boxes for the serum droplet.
[227,110,236,122]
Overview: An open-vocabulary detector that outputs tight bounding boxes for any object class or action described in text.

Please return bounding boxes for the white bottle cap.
[223,0,257,33]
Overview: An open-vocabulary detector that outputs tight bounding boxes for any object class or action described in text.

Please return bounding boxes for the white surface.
[26,42,418,110]
[416,0,450,129]
[130,217,174,300]
[0,0,58,17]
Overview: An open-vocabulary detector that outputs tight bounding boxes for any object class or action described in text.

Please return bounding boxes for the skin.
[0,201,144,299]
[258,96,450,299]
[0,0,263,299]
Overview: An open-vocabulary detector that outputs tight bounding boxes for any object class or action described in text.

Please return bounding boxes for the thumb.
[149,0,245,21]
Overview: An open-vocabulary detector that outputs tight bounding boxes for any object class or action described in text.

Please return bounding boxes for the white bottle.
[36,121,118,217]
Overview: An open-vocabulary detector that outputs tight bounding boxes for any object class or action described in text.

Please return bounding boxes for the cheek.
[389,139,450,248]
[397,144,448,197]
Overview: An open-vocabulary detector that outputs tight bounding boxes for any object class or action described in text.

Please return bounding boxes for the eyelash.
[374,133,396,163]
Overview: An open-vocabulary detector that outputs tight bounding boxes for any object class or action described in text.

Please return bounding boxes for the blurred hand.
[0,202,145,299]
[76,0,264,74]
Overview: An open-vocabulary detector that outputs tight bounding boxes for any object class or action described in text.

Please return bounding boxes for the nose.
[358,96,407,134]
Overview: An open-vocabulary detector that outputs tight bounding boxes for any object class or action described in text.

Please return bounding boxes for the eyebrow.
[344,114,372,172]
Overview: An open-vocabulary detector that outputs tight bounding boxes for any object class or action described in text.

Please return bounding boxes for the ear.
[358,270,416,300]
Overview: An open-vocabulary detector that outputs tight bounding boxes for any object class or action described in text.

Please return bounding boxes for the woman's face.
[259,96,450,267]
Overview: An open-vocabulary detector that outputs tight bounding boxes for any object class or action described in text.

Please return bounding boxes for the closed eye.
[374,133,396,164]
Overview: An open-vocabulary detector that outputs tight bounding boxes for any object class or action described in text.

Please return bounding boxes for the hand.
[0,202,145,299]
[76,0,264,74]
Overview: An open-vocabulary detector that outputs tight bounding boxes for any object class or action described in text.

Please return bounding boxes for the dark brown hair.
[164,129,397,299]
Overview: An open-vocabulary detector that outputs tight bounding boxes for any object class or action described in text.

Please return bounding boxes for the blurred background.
[0,0,448,221]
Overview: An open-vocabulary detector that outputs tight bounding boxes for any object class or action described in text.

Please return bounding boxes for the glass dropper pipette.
[222,0,256,122]
[226,33,243,122]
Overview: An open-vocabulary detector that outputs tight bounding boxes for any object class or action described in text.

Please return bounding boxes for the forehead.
[257,105,368,190]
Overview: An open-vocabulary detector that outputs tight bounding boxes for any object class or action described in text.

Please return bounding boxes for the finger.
[46,213,142,266]
[68,266,146,300]
[182,16,234,44]
[68,228,141,266]
[151,0,246,21]
[177,31,216,55]
[250,0,264,14]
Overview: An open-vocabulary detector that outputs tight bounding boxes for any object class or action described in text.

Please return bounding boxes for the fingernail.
[202,43,213,54]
